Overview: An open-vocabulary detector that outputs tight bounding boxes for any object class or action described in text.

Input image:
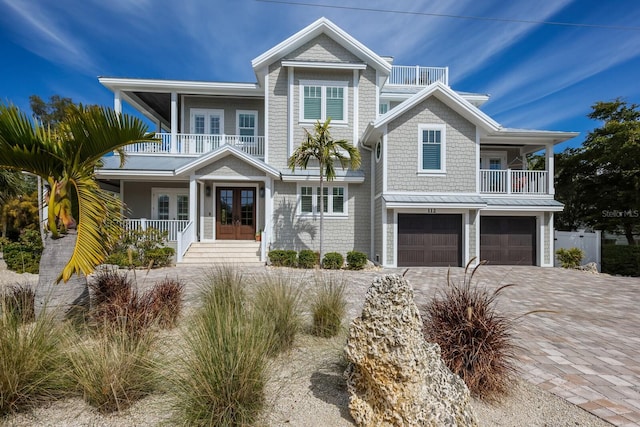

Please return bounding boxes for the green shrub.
[555,247,584,268]
[298,249,319,269]
[311,276,346,338]
[346,251,368,270]
[106,227,171,269]
[322,252,344,270]
[253,275,303,355]
[1,284,35,324]
[422,260,516,401]
[602,244,640,276]
[171,267,272,426]
[268,249,297,267]
[0,308,70,415]
[2,230,43,274]
[142,246,175,267]
[66,321,158,413]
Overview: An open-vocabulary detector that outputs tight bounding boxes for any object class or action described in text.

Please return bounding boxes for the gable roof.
[251,17,392,84]
[367,82,501,140]
[174,144,281,178]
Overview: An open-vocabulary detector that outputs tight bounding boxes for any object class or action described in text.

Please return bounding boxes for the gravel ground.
[0,261,612,426]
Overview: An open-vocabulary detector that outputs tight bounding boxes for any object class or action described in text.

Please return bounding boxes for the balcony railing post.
[140,218,147,231]
[415,65,420,85]
[506,169,512,194]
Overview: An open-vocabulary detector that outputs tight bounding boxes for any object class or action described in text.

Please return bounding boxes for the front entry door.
[216,188,256,240]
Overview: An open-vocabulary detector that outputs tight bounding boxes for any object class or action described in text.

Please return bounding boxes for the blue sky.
[1,0,639,151]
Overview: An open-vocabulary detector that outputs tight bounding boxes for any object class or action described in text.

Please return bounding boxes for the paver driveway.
[401,266,640,427]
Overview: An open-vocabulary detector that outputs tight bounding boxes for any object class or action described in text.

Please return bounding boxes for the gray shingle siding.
[195,156,264,177]
[287,33,361,63]
[386,97,476,193]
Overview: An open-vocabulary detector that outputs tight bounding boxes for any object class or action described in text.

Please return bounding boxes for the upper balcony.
[479,170,549,195]
[388,65,449,87]
[124,133,265,158]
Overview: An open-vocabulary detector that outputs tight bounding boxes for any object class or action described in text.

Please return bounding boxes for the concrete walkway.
[134,264,640,426]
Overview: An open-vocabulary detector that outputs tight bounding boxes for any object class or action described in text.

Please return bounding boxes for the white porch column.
[114,89,122,115]
[546,142,555,195]
[265,179,273,235]
[170,91,178,153]
[189,176,197,234]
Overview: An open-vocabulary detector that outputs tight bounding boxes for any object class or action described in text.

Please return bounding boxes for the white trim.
[382,125,388,193]
[547,212,554,267]
[170,92,178,153]
[538,214,544,267]
[353,69,359,147]
[475,127,480,194]
[180,94,184,135]
[288,68,294,157]
[264,73,269,163]
[174,144,280,178]
[375,70,380,119]
[295,183,349,218]
[189,178,197,230]
[384,202,485,209]
[474,209,480,262]
[381,200,387,267]
[464,211,470,265]
[298,79,349,125]
[199,182,205,242]
[482,205,564,212]
[392,210,398,268]
[251,17,392,76]
[99,77,261,96]
[197,175,270,182]
[281,173,364,183]
[282,60,366,70]
[418,123,446,174]
[370,149,375,259]
[114,89,122,114]
[235,110,258,137]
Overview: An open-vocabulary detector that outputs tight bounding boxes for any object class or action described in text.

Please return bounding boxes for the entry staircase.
[178,241,263,267]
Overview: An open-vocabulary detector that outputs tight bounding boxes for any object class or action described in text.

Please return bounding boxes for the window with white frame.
[298,185,347,216]
[151,189,189,221]
[236,110,258,137]
[379,102,389,115]
[418,124,446,173]
[300,80,348,123]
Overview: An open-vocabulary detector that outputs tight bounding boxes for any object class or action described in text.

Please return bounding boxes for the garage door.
[480,216,536,265]
[397,214,462,267]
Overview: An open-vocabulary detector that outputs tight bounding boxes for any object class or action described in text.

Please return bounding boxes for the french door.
[216,188,256,240]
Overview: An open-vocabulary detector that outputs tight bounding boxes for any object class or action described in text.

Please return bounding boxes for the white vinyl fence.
[554,230,601,271]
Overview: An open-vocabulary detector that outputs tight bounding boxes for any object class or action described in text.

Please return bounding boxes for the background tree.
[0,102,153,318]
[288,119,361,262]
[29,94,75,129]
[579,99,640,244]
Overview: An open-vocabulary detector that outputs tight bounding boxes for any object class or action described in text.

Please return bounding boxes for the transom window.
[300,80,348,123]
[298,185,347,216]
[418,124,446,174]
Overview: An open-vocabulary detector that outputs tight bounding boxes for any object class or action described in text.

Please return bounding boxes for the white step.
[178,240,263,267]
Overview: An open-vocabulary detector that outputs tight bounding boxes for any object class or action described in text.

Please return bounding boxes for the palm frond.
[60,105,155,166]
[59,171,123,282]
[0,104,63,178]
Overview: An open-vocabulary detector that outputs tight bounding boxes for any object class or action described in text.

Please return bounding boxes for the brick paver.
[401,266,640,427]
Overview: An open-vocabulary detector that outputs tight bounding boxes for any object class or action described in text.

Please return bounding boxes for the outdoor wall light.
[205,186,211,197]
[259,187,265,198]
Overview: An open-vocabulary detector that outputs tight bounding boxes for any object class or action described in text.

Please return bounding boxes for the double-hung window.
[298,185,347,216]
[418,124,446,174]
[300,80,348,124]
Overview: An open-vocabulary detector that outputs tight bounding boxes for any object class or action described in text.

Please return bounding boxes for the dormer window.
[300,80,348,124]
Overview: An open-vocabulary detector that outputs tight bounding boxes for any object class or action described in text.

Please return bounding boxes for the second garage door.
[397,214,462,267]
[480,216,536,265]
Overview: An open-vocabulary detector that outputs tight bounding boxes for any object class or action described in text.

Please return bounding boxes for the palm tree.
[288,119,361,262]
[0,103,154,318]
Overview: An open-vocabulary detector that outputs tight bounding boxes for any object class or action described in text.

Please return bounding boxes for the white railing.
[479,170,548,194]
[123,218,190,241]
[123,134,265,157]
[176,220,195,262]
[388,65,449,86]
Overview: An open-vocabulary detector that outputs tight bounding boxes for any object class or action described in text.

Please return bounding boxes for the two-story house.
[96,17,577,268]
